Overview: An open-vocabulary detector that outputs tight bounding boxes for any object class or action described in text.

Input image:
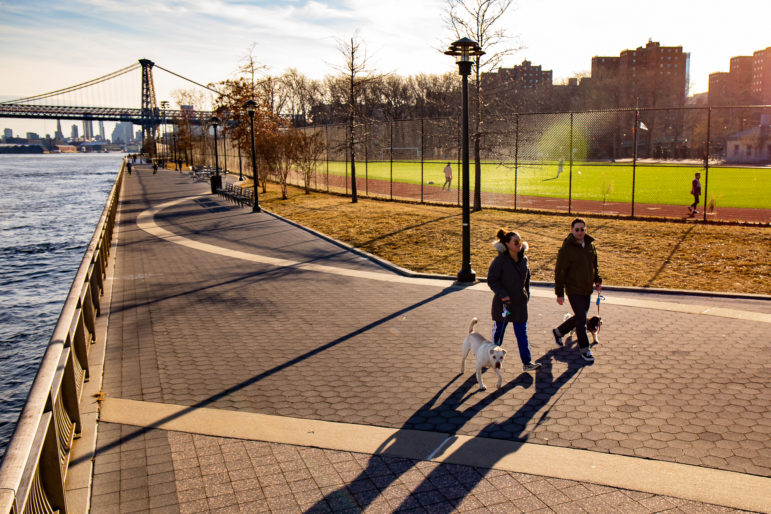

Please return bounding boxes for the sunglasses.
[573,227,586,232]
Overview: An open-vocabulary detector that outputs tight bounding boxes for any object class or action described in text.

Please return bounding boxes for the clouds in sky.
[1,0,770,105]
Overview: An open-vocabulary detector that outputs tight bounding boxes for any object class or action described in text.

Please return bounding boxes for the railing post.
[420,118,424,203]
[389,121,394,200]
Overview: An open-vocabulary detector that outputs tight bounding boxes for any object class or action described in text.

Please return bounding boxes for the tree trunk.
[473,134,482,211]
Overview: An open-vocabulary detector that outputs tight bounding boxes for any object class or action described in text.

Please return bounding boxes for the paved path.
[85,165,770,513]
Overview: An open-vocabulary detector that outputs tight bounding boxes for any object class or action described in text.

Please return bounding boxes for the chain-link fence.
[187,106,771,223]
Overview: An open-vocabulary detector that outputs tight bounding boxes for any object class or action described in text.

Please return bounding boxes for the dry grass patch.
[259,185,771,295]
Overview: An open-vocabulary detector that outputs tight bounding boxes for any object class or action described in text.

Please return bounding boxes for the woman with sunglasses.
[488,228,542,372]
[552,218,602,362]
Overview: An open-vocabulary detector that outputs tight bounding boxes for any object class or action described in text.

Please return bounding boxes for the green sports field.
[318,160,771,209]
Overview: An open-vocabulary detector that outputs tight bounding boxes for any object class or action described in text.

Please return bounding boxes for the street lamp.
[445,37,484,283]
[245,100,261,212]
[160,100,169,162]
[209,115,221,194]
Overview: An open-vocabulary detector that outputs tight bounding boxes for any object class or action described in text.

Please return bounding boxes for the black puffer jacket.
[487,241,530,323]
[554,233,601,296]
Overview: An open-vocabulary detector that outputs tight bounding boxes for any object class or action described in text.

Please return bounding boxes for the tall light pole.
[446,37,484,283]
[209,115,221,194]
[160,100,169,162]
[245,100,261,212]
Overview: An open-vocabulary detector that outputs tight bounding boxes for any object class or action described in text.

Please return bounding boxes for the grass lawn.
[319,159,771,209]
[259,184,771,295]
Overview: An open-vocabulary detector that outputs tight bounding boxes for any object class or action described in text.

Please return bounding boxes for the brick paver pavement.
[89,165,770,512]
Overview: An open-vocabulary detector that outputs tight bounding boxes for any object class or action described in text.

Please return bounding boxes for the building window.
[734,145,739,155]
[747,145,752,155]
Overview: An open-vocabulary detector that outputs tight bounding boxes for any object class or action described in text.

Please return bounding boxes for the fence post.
[365,127,369,197]
[389,121,394,200]
[703,107,711,221]
[420,118,424,203]
[568,112,574,214]
[514,114,519,211]
[632,110,639,217]
[345,124,349,196]
[325,125,330,193]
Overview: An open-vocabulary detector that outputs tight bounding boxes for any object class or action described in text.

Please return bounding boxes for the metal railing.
[0,162,124,514]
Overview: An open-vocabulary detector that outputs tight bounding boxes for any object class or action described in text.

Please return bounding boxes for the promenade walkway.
[84,164,770,513]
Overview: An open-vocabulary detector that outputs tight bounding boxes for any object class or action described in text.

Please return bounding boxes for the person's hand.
[556,296,564,305]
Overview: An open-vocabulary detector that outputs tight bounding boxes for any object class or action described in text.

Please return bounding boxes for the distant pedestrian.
[152,162,158,174]
[488,229,541,372]
[126,161,132,175]
[552,218,602,363]
[688,172,701,215]
[442,163,453,191]
[556,157,564,178]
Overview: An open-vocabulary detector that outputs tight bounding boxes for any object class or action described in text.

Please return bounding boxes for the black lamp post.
[245,100,261,212]
[209,115,221,194]
[445,37,484,283]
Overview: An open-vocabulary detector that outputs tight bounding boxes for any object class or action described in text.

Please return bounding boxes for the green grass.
[316,160,771,209]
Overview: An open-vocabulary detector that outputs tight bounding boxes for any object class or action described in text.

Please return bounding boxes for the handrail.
[0,160,125,514]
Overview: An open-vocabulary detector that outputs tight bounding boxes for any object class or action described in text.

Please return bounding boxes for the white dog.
[461,318,507,390]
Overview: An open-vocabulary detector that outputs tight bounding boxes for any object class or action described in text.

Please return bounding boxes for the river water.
[0,153,122,462]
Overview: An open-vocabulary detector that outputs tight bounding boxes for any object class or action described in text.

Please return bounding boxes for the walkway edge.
[99,397,771,513]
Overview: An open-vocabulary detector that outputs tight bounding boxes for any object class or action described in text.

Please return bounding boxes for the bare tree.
[446,0,518,210]
[332,33,381,203]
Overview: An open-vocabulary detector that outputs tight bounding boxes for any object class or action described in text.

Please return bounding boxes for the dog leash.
[595,293,605,334]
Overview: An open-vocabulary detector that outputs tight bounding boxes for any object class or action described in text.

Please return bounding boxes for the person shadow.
[307,342,587,512]
[305,363,535,511]
[389,342,587,512]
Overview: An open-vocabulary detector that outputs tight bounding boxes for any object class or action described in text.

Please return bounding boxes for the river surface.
[0,153,122,462]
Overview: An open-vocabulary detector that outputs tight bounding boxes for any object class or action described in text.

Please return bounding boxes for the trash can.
[210,174,222,194]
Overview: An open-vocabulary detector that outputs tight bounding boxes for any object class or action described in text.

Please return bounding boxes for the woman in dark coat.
[487,229,541,372]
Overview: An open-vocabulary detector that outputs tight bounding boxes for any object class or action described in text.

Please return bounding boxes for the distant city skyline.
[1,0,770,135]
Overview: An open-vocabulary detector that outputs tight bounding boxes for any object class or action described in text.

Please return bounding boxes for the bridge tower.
[139,59,159,147]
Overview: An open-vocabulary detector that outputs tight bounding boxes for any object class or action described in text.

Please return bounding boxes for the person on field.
[556,157,564,178]
[688,172,701,215]
[552,218,602,363]
[488,229,542,372]
[442,163,453,191]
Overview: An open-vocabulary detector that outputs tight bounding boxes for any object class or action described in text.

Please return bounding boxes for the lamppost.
[160,100,169,162]
[209,115,221,194]
[445,37,484,283]
[245,100,261,212]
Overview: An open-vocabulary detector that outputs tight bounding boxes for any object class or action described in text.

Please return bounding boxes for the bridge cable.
[4,63,140,104]
[154,64,223,96]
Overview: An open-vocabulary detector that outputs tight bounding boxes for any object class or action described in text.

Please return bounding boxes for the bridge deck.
[80,163,770,513]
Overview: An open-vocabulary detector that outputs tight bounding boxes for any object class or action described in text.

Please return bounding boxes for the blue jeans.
[492,320,532,365]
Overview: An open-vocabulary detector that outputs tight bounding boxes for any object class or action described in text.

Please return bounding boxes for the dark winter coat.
[488,241,530,323]
[554,233,601,297]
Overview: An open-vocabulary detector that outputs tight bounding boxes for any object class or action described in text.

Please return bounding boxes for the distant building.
[111,122,134,145]
[3,128,12,141]
[26,132,40,141]
[483,60,553,90]
[709,47,771,105]
[589,40,689,108]
[99,121,105,141]
[55,120,64,141]
[724,116,771,164]
[82,119,94,140]
[71,124,79,140]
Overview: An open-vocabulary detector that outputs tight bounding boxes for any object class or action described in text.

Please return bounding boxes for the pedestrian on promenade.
[488,229,542,372]
[688,172,701,215]
[153,162,158,174]
[552,218,602,363]
[442,163,453,191]
[126,161,132,175]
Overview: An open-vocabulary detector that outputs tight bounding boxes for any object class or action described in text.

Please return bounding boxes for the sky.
[1,0,770,136]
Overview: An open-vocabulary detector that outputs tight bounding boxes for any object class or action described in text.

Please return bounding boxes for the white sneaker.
[580,348,595,362]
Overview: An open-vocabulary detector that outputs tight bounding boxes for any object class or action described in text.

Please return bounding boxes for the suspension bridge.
[0,59,215,141]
